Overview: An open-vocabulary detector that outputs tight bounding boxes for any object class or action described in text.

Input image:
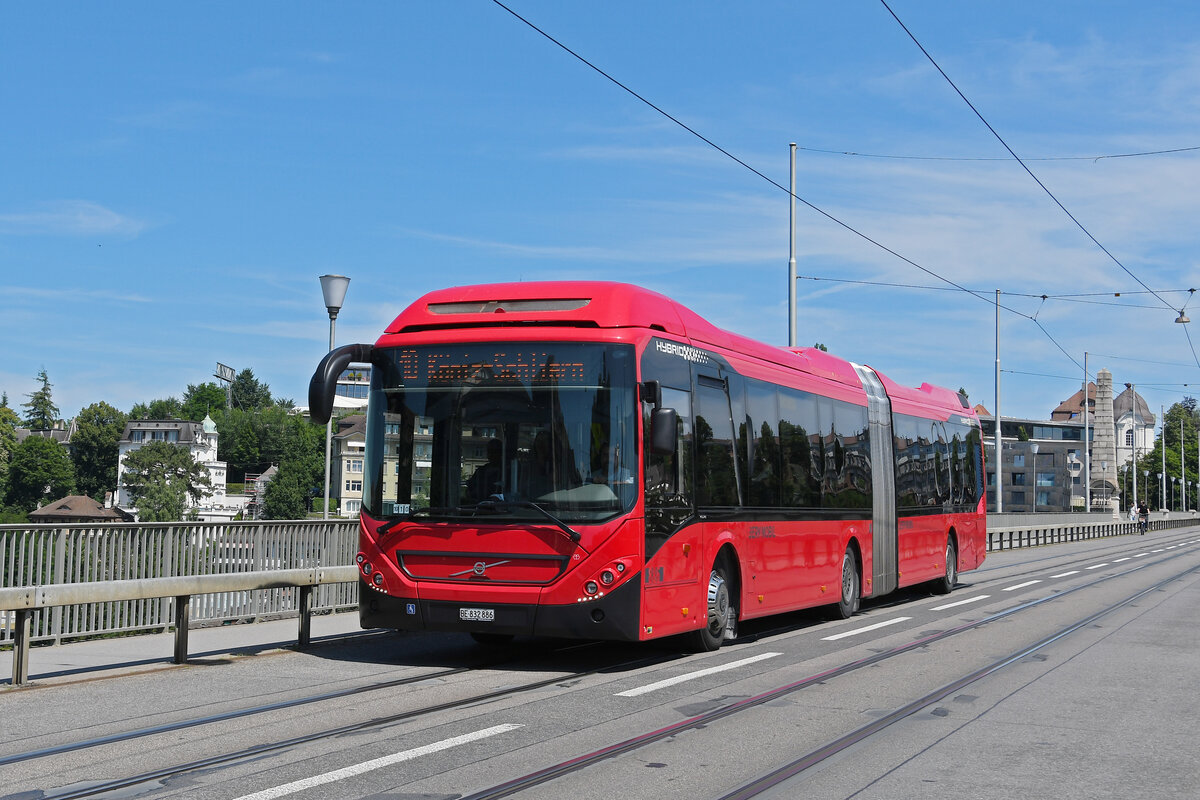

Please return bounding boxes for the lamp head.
[319,274,351,317]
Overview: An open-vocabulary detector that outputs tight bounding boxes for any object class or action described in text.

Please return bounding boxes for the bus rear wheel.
[687,564,737,652]
[932,538,957,595]
[836,547,860,619]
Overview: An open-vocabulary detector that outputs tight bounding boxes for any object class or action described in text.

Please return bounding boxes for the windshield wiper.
[475,500,582,543]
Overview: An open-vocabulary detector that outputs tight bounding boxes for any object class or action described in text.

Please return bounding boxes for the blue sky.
[3,2,1199,424]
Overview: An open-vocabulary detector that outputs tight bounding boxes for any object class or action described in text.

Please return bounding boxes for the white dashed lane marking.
[615,652,782,697]
[232,724,523,800]
[931,595,990,611]
[821,617,911,641]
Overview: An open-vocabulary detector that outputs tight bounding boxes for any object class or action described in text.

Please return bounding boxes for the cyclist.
[1137,500,1150,535]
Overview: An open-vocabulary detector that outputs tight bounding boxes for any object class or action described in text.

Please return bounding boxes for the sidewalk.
[1,611,367,688]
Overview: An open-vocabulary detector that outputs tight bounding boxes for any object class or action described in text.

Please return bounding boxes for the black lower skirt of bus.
[358,575,642,642]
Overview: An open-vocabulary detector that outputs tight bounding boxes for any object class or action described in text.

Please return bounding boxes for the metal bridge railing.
[986,514,1195,551]
[1,519,359,647]
[3,514,1197,686]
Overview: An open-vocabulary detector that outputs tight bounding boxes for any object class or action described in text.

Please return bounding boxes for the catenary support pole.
[1131,384,1138,508]
[994,289,1002,512]
[788,143,797,348]
[1083,352,1089,512]
[1162,406,1167,510]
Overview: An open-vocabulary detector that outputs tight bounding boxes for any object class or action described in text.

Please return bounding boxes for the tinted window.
[779,388,820,508]
[695,379,739,507]
[745,380,781,507]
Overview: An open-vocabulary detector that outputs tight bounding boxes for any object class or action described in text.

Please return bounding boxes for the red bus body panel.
[350,282,986,643]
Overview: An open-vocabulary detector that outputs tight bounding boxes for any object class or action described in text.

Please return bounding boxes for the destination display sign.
[393,346,590,387]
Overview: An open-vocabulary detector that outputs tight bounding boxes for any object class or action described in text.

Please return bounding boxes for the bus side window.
[644,387,692,559]
[695,379,739,507]
[644,387,692,505]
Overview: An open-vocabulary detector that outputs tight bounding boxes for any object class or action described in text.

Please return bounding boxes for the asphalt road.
[3,525,1198,800]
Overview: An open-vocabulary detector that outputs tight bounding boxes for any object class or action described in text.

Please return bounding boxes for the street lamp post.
[1144,470,1150,508]
[319,274,351,521]
[1130,383,1138,516]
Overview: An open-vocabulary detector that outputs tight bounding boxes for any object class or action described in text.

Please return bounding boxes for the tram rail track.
[23,533,1195,800]
[7,532,1190,800]
[716,560,1200,799]
[460,551,1200,799]
[1,641,679,770]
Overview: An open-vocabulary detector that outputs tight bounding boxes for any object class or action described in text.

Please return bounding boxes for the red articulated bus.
[309,282,986,651]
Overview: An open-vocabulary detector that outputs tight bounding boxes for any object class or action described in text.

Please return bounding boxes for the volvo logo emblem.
[450,559,512,578]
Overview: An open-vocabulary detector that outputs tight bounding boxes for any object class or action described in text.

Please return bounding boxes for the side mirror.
[308,343,374,424]
[650,407,677,456]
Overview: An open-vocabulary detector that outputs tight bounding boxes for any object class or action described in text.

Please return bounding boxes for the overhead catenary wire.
[797,274,1197,310]
[879,0,1187,322]
[797,144,1200,163]
[1001,369,1195,398]
[489,0,1087,373]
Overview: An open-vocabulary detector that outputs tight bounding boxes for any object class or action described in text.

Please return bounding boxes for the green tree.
[231,368,272,410]
[213,405,321,482]
[0,404,21,503]
[262,461,308,519]
[121,441,213,522]
[813,343,828,352]
[215,408,262,483]
[7,436,76,511]
[71,402,129,500]
[182,382,228,422]
[1132,401,1200,509]
[21,368,59,429]
[130,397,183,420]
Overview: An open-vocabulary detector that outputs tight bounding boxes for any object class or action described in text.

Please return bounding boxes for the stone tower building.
[1091,369,1118,510]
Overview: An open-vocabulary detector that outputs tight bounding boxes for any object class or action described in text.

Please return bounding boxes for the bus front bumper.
[358,575,642,641]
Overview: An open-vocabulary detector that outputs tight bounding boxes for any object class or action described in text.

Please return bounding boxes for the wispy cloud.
[116,100,216,131]
[548,143,724,166]
[0,201,148,237]
[0,286,153,303]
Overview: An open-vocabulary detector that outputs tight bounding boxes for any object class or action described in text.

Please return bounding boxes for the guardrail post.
[173,595,191,664]
[12,610,31,686]
[297,585,313,648]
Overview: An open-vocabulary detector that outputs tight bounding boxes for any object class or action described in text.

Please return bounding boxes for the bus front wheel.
[687,564,737,652]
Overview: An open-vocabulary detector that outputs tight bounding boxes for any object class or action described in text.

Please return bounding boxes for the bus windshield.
[363,342,638,524]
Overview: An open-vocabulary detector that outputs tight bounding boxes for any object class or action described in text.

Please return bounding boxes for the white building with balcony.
[115,415,228,516]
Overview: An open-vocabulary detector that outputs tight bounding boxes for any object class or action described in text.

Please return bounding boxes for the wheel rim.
[945,543,957,586]
[842,553,855,605]
[706,570,730,636]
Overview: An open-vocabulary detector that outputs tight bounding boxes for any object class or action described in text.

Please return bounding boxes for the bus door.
[853,363,897,597]
[641,385,696,637]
